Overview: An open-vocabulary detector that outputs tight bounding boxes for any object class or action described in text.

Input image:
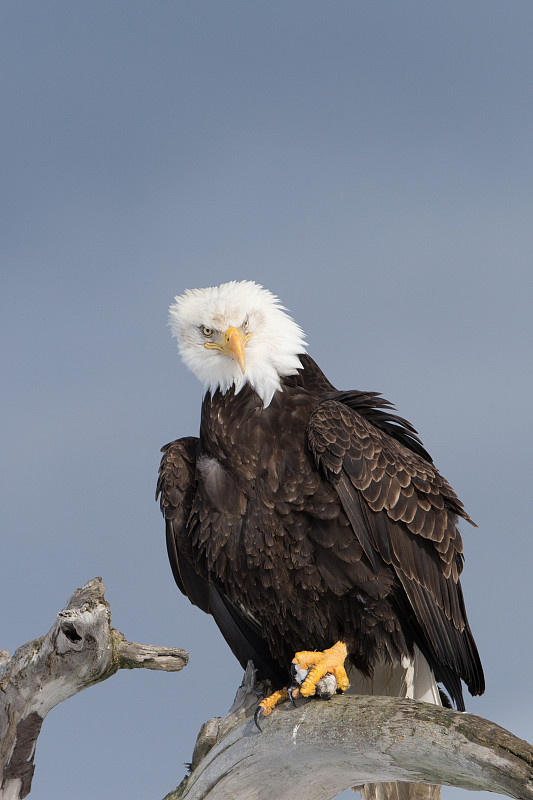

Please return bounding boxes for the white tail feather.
[347,646,441,705]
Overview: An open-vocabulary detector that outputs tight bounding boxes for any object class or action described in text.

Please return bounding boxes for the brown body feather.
[157,354,484,709]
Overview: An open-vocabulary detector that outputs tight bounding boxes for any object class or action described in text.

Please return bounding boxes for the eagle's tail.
[349,647,441,800]
[360,781,441,800]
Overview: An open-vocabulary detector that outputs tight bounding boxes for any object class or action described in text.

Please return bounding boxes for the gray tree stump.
[0,578,188,800]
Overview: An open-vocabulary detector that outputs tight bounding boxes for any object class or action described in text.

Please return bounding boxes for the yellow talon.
[258,686,289,717]
[292,641,349,697]
[255,642,349,730]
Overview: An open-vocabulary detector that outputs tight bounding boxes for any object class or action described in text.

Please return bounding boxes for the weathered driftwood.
[3,582,533,800]
[166,664,533,800]
[0,578,188,800]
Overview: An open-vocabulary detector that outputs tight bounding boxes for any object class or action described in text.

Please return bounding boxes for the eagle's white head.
[169,280,306,407]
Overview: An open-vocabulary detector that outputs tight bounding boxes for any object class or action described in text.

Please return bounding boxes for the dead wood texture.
[2,580,533,800]
[0,578,188,800]
[167,664,533,800]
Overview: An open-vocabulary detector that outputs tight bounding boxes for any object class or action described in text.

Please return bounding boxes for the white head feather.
[169,280,306,407]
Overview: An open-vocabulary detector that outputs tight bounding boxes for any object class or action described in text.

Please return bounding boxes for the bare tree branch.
[167,664,533,800]
[0,578,188,800]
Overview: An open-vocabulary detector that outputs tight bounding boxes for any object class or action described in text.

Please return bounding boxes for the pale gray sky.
[2,3,533,799]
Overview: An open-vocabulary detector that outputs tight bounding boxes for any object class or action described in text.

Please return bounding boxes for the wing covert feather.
[308,399,472,545]
[307,399,484,702]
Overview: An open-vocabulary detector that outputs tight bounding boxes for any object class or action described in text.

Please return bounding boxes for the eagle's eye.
[242,316,249,331]
[200,325,214,338]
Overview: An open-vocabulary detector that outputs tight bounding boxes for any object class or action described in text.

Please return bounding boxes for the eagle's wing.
[156,437,286,684]
[306,399,484,709]
[157,437,203,604]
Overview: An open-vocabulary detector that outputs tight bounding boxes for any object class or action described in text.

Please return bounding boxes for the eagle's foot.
[254,686,289,731]
[291,640,349,698]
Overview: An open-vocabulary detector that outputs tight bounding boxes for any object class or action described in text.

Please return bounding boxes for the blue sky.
[2,3,533,799]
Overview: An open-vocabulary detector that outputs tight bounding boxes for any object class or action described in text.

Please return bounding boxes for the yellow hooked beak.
[205,326,249,374]
[223,326,247,374]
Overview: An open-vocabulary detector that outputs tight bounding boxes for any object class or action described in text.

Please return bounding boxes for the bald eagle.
[157,280,484,727]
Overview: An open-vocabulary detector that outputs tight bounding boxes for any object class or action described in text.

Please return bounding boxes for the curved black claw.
[254,704,264,732]
[287,685,298,707]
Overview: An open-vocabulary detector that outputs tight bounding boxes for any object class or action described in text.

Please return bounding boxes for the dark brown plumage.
[157,353,484,710]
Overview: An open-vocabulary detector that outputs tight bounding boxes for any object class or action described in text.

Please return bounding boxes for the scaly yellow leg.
[254,687,289,730]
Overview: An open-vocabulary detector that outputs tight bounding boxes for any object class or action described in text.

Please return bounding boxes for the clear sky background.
[2,3,532,799]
